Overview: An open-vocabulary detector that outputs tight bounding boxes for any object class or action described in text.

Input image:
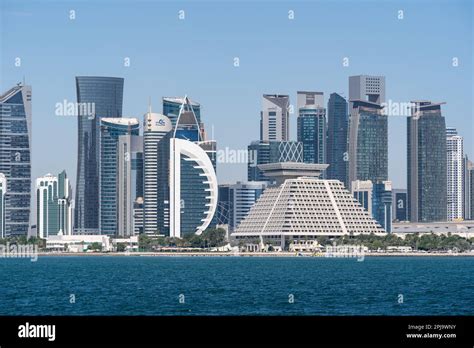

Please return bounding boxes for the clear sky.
[1,0,473,192]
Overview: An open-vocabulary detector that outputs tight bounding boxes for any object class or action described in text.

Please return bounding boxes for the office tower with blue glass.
[36,170,73,238]
[157,97,218,237]
[0,83,32,237]
[372,181,392,232]
[0,174,6,238]
[143,111,172,235]
[247,140,303,182]
[297,91,326,165]
[228,181,267,231]
[407,101,447,222]
[446,127,464,221]
[261,94,290,141]
[327,92,349,186]
[118,134,143,237]
[99,118,139,235]
[75,76,124,234]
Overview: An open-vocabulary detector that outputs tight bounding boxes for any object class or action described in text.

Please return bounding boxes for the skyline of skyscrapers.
[75,76,124,234]
[0,83,32,237]
[3,71,472,240]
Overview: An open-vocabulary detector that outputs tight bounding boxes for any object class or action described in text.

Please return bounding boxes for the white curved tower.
[169,138,218,237]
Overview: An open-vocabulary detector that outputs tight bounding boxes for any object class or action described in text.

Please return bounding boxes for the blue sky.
[1,0,472,190]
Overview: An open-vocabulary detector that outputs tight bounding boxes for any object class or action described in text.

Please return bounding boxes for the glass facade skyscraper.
[157,98,218,238]
[0,83,32,237]
[407,101,447,222]
[297,91,326,166]
[99,118,139,235]
[75,76,124,233]
[327,93,348,186]
[0,174,7,238]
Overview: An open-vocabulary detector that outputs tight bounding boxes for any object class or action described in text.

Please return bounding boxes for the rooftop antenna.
[148,96,152,113]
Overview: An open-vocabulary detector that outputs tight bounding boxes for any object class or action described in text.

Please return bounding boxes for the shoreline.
[36,251,474,257]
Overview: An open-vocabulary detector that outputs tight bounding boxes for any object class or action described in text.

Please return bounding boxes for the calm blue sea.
[0,256,472,315]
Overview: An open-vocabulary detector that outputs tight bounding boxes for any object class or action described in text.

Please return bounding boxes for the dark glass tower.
[348,100,388,185]
[0,83,32,237]
[407,101,447,222]
[327,93,348,186]
[75,76,124,233]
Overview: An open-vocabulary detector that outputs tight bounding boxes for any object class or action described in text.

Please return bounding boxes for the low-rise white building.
[46,234,112,252]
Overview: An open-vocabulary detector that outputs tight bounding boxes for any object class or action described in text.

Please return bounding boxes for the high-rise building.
[36,171,73,238]
[349,75,385,106]
[143,112,172,235]
[446,128,464,221]
[163,97,201,127]
[0,173,6,238]
[75,76,124,234]
[471,165,474,220]
[247,141,303,181]
[392,189,408,222]
[157,97,218,238]
[297,91,326,165]
[407,101,447,222]
[117,134,143,237]
[260,94,290,141]
[99,118,139,236]
[348,75,387,189]
[372,181,393,233]
[463,156,473,220]
[327,93,349,186]
[228,181,267,231]
[0,83,32,237]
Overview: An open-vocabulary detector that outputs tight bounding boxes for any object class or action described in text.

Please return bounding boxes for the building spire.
[148,96,152,114]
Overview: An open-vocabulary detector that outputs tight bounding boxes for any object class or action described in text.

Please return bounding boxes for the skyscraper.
[348,75,387,187]
[163,97,201,127]
[117,134,143,237]
[446,128,464,221]
[0,83,32,237]
[247,140,303,182]
[36,171,73,238]
[407,101,447,222]
[327,93,348,186]
[260,94,290,141]
[296,91,326,165]
[75,76,124,234]
[463,156,473,220]
[99,118,139,235]
[143,112,172,235]
[157,97,218,237]
[0,174,6,238]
